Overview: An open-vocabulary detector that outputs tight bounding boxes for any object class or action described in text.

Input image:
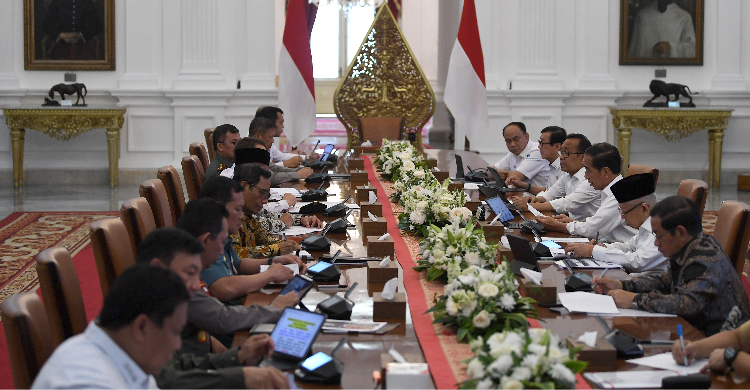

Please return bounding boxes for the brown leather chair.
[182,155,205,202]
[676,179,709,217]
[357,117,405,145]
[158,165,187,226]
[189,142,210,172]
[204,128,215,161]
[36,247,87,345]
[1,292,57,389]
[713,201,750,275]
[90,218,136,296]
[626,164,660,187]
[139,179,174,228]
[121,197,157,256]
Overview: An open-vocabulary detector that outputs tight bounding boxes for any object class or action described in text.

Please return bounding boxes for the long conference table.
[231,149,745,389]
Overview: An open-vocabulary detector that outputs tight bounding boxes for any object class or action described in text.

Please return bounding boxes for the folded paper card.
[378,233,390,241]
[381,277,399,300]
[368,211,378,222]
[379,256,391,267]
[577,331,598,348]
[369,191,378,204]
[520,268,542,286]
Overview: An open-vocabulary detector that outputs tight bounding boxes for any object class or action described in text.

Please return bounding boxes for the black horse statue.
[47,83,87,106]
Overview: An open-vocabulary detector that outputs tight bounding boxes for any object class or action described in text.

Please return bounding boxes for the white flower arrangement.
[460,328,588,389]
[398,180,469,234]
[414,222,498,282]
[374,139,424,180]
[427,263,538,341]
[390,166,438,203]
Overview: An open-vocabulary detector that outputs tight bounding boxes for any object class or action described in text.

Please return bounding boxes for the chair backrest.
[121,197,157,256]
[626,164,660,187]
[1,292,57,389]
[181,155,205,202]
[204,128,215,161]
[713,201,750,275]
[157,165,187,226]
[36,247,87,345]
[357,117,405,145]
[139,179,174,228]
[676,179,709,217]
[189,142,210,173]
[90,217,136,296]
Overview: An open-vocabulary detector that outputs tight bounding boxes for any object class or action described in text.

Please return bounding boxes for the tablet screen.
[270,308,326,359]
[301,352,332,371]
[308,262,332,273]
[486,196,515,223]
[320,144,335,161]
[280,275,313,296]
[540,240,563,249]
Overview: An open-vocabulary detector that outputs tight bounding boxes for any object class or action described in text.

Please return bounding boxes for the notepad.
[627,352,707,375]
[558,291,619,314]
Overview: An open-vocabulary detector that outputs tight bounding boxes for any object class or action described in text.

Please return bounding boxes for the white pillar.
[0,1,20,89]
[173,0,226,89]
[239,0,276,90]
[118,0,161,89]
[576,0,616,90]
[510,0,564,90]
[710,0,748,90]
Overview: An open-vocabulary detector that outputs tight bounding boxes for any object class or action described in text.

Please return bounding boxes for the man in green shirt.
[205,124,241,180]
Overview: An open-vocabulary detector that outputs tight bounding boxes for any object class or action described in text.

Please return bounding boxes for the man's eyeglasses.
[538,139,552,146]
[560,150,585,158]
[618,203,645,216]
[248,183,271,200]
[653,228,675,241]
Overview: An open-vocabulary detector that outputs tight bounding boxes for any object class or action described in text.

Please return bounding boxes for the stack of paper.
[270,188,301,198]
[558,291,619,314]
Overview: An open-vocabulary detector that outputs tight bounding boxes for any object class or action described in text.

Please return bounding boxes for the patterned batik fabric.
[231,215,281,259]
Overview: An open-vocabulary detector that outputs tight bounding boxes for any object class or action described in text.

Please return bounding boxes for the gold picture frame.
[24,0,115,71]
[619,0,703,66]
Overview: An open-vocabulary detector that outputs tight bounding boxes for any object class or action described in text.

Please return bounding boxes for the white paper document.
[542,237,591,243]
[555,259,623,269]
[627,352,707,375]
[259,263,300,275]
[463,182,479,190]
[558,291,619,314]
[270,188,301,198]
[527,204,543,217]
[583,370,679,389]
[588,308,677,318]
[282,226,323,236]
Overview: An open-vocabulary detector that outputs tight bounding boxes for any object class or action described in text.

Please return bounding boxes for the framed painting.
[24,0,115,71]
[619,0,703,66]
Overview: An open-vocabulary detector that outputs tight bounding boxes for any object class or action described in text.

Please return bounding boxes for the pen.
[594,231,599,245]
[592,266,610,288]
[283,233,287,241]
[677,324,688,366]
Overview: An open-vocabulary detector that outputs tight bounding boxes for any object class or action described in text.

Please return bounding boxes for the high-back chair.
[90,218,136,296]
[181,155,205,202]
[357,117,405,146]
[36,247,87,345]
[713,201,750,275]
[1,292,57,389]
[139,179,174,228]
[676,179,709,217]
[189,142,210,173]
[626,164,660,187]
[204,128,215,161]
[121,197,157,256]
[157,165,187,226]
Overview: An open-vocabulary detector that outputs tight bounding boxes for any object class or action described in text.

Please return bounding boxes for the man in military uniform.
[205,124,241,180]
[247,118,313,183]
[594,196,750,336]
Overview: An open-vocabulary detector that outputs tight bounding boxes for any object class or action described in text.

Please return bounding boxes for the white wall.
[0,0,748,184]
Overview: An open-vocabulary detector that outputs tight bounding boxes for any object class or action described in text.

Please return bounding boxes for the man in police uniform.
[567,173,668,275]
[205,124,241,180]
[494,122,552,190]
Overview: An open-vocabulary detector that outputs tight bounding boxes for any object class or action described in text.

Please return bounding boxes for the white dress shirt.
[545,157,562,190]
[494,141,551,187]
[33,322,158,389]
[591,216,668,274]
[270,143,298,167]
[566,175,638,243]
[537,167,601,221]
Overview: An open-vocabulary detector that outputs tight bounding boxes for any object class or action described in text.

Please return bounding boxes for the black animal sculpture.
[47,83,88,106]
[42,97,61,107]
[644,79,696,107]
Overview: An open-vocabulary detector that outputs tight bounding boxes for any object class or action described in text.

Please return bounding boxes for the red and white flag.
[443,0,488,143]
[278,0,316,147]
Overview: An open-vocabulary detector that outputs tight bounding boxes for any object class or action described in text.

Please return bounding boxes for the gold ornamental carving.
[334,5,435,150]
[4,108,125,141]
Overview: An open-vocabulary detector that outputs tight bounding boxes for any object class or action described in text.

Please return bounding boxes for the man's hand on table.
[283,156,304,168]
[567,243,595,258]
[277,240,300,255]
[524,195,547,204]
[607,290,637,308]
[296,167,313,179]
[279,213,294,228]
[273,254,307,273]
[238,334,275,366]
[282,193,297,207]
[512,196,529,211]
[672,340,699,366]
[264,263,295,283]
[591,276,622,294]
[535,215,569,232]
[300,215,324,228]
[495,169,510,180]
[701,348,730,374]
[506,177,529,191]
[270,291,300,310]
[243,366,289,389]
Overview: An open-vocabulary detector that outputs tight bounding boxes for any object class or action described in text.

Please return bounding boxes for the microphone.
[341,194,351,203]
[317,182,326,190]
[343,282,358,300]
[312,140,320,153]
[467,165,475,174]
[331,337,348,360]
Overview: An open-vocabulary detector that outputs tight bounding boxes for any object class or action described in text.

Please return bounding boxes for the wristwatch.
[526,183,532,192]
[725,347,739,370]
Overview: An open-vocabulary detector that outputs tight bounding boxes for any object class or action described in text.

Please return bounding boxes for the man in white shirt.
[567,173,668,275]
[256,106,304,168]
[537,142,637,243]
[627,0,696,59]
[494,122,551,190]
[32,265,190,389]
[514,133,601,221]
[507,125,566,195]
[247,118,313,182]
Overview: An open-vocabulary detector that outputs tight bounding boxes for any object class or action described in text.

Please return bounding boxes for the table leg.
[10,128,25,188]
[708,130,715,187]
[106,128,120,188]
[713,129,724,188]
[616,128,631,173]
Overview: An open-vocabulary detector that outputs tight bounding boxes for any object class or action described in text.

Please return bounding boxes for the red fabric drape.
[301,1,317,36]
[388,0,401,20]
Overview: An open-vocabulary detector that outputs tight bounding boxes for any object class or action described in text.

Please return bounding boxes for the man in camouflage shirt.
[594,196,750,336]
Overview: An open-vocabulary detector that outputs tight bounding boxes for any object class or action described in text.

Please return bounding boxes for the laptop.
[505,234,542,276]
[487,167,526,192]
[485,196,523,229]
[454,154,465,180]
[259,308,327,370]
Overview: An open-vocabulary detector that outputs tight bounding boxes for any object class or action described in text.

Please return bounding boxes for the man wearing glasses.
[507,126,566,195]
[493,122,552,190]
[567,173,667,275]
[593,196,750,336]
[513,133,601,221]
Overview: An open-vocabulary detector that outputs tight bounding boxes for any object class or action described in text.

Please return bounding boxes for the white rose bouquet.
[398,180,470,234]
[390,166,438,204]
[427,263,538,341]
[460,328,587,389]
[374,139,424,180]
[413,222,499,282]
